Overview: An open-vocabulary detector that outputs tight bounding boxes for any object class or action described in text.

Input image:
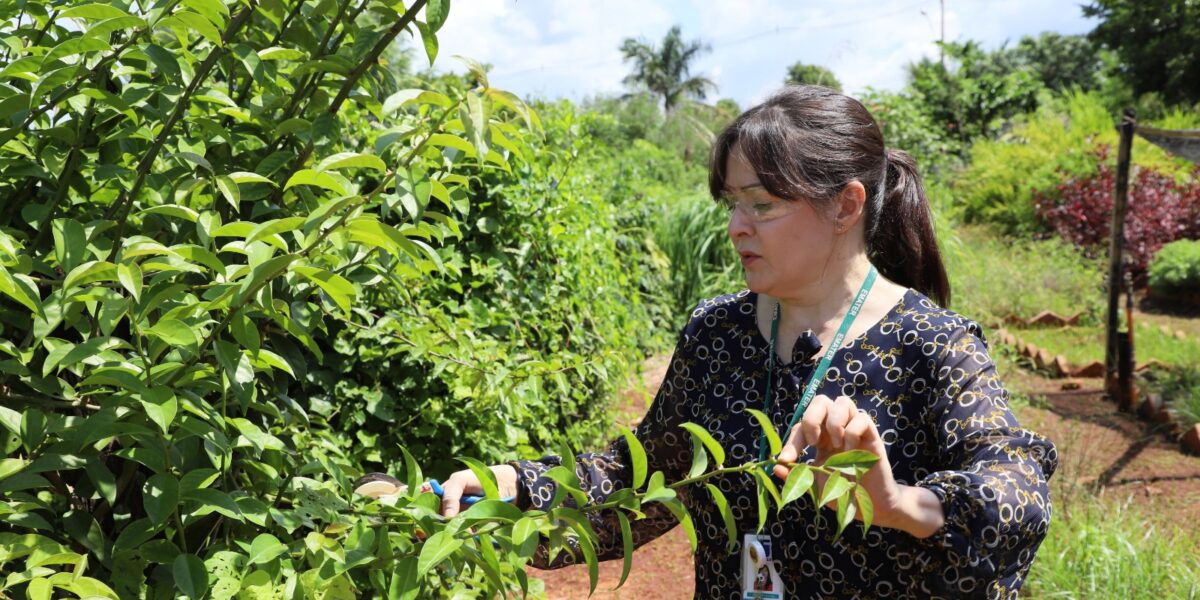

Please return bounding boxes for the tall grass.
[653,193,741,325]
[1020,413,1200,599]
[940,225,1106,325]
[1026,494,1200,599]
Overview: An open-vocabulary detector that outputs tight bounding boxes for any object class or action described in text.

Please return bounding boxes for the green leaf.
[140,204,200,222]
[835,490,856,539]
[511,517,538,549]
[173,553,209,599]
[291,265,355,317]
[780,465,814,507]
[60,3,134,19]
[139,387,178,434]
[615,511,634,589]
[381,89,451,114]
[246,217,304,244]
[284,169,347,195]
[822,449,880,477]
[215,175,240,211]
[415,21,437,66]
[705,484,737,553]
[686,435,707,479]
[617,425,646,490]
[752,467,783,511]
[571,520,600,596]
[662,500,698,553]
[117,263,142,301]
[26,577,51,600]
[460,90,489,160]
[147,318,200,348]
[854,485,874,533]
[247,533,287,564]
[230,313,260,354]
[456,456,498,501]
[425,0,450,32]
[416,530,462,575]
[458,499,522,523]
[641,471,675,504]
[0,268,41,315]
[0,458,27,482]
[756,485,769,534]
[52,218,87,273]
[235,253,298,303]
[679,422,725,466]
[228,171,277,186]
[257,47,305,61]
[143,472,179,526]
[315,152,386,173]
[63,260,118,289]
[817,472,851,508]
[43,335,120,376]
[745,408,781,457]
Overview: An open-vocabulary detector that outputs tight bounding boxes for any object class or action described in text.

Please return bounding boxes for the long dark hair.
[708,85,951,306]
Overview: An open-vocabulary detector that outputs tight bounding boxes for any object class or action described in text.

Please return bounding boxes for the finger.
[440,473,469,518]
[773,423,805,480]
[842,409,873,451]
[800,395,832,453]
[825,396,855,449]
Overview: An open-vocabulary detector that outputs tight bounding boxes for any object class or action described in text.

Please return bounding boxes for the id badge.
[740,533,784,600]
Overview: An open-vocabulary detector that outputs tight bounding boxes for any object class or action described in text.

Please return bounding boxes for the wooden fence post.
[1105,107,1136,411]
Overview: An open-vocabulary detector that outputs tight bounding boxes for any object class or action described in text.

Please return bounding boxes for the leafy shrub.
[304,100,679,476]
[1033,146,1200,279]
[0,3,884,597]
[1148,239,1200,295]
[955,90,1197,233]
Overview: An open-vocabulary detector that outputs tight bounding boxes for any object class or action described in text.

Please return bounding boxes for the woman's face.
[723,146,839,297]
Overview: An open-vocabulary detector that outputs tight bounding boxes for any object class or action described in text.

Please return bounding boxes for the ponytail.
[867,148,951,306]
[709,86,952,305]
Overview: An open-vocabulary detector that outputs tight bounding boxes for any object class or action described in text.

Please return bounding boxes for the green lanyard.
[758,265,878,467]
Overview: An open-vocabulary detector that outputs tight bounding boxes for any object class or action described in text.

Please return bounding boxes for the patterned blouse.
[508,286,1059,599]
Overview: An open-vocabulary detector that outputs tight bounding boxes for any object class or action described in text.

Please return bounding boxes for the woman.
[438,85,1058,599]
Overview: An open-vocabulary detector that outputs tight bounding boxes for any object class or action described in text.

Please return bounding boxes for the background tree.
[1083,0,1200,106]
[906,40,1042,145]
[784,62,843,92]
[1007,32,1105,93]
[619,25,716,113]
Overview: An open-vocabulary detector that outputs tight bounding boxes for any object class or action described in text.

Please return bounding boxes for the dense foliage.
[1033,146,1200,278]
[1148,239,1200,295]
[953,91,1198,233]
[0,1,886,598]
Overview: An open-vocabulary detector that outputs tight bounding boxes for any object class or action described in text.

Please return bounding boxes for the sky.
[420,0,1100,108]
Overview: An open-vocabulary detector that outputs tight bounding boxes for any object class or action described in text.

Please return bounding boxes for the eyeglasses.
[717,189,800,223]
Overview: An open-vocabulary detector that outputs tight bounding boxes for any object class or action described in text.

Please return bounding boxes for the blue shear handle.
[428,479,515,505]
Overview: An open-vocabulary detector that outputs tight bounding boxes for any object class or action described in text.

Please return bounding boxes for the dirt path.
[531,353,1200,599]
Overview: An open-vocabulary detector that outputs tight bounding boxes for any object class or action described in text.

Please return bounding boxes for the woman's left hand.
[772,394,944,538]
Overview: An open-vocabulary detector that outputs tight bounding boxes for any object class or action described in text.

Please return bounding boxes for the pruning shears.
[353,472,514,505]
[354,473,514,547]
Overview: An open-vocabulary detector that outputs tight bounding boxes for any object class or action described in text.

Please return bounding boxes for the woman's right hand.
[438,464,520,517]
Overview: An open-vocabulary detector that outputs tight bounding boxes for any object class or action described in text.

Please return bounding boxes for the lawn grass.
[1013,321,1200,369]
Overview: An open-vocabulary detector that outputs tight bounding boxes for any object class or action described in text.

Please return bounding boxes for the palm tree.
[619,25,716,114]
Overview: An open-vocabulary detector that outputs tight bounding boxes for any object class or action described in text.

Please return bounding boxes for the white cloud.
[425,0,1099,107]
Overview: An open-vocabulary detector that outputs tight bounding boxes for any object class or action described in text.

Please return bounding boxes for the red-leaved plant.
[1033,145,1200,281]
